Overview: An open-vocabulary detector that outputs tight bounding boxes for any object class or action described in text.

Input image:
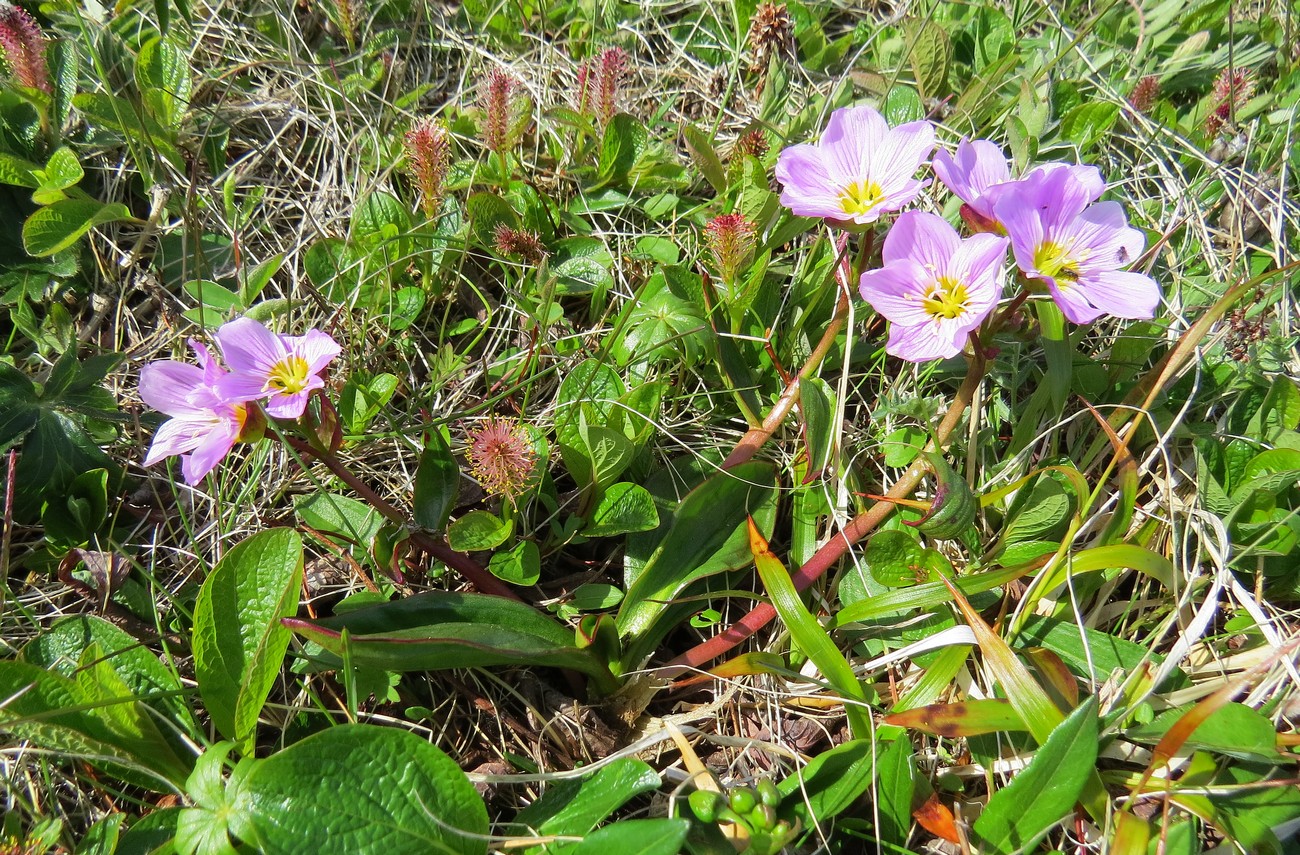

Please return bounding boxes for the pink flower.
[775,105,934,225]
[933,139,1105,232]
[140,341,249,484]
[857,212,1008,361]
[215,317,341,419]
[995,168,1160,324]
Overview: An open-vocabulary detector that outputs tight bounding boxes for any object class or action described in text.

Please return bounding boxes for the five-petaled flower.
[996,167,1159,324]
[140,341,251,485]
[857,211,1009,361]
[215,317,342,419]
[775,105,934,226]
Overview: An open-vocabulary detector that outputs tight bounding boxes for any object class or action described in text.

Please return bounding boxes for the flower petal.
[776,145,851,219]
[933,139,1010,210]
[886,319,965,362]
[265,387,315,420]
[288,328,342,375]
[995,188,1046,276]
[882,211,961,269]
[858,260,934,326]
[1079,270,1161,319]
[216,317,286,375]
[1046,281,1107,324]
[948,233,1009,314]
[180,420,240,484]
[215,371,271,404]
[868,120,936,195]
[819,105,889,183]
[139,361,206,416]
[144,416,207,466]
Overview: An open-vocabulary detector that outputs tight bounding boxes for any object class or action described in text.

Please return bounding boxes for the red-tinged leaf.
[913,793,960,844]
[1024,647,1079,709]
[1080,398,1137,543]
[749,518,873,737]
[939,575,1064,744]
[883,698,1027,737]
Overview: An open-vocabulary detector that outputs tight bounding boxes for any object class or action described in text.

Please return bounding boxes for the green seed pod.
[689,789,721,823]
[728,787,757,815]
[756,777,781,808]
[905,451,978,540]
[749,803,777,830]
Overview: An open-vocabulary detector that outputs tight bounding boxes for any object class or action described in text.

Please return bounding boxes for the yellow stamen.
[1033,241,1085,286]
[267,356,311,395]
[920,276,969,320]
[838,180,885,217]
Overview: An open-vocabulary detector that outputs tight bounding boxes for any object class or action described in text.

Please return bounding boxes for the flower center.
[920,276,969,320]
[838,180,885,217]
[1033,241,1084,286]
[267,356,311,394]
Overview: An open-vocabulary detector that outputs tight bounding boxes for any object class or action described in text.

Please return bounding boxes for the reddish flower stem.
[722,230,860,470]
[664,348,986,676]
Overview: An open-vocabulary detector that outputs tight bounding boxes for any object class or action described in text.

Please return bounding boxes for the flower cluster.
[140,317,341,484]
[775,105,1160,361]
[0,5,50,94]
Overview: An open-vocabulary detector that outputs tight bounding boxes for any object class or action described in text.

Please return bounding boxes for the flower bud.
[904,451,978,540]
[404,118,451,219]
[0,5,50,94]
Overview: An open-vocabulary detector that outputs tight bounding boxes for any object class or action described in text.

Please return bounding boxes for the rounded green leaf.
[488,539,540,585]
[447,510,513,552]
[233,724,487,855]
[23,199,133,256]
[585,482,659,538]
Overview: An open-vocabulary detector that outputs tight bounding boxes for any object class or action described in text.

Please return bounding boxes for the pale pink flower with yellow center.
[775,105,934,225]
[215,317,341,419]
[995,168,1159,324]
[140,341,249,484]
[857,211,1008,361]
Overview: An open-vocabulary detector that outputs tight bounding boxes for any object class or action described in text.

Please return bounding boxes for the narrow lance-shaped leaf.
[749,518,873,737]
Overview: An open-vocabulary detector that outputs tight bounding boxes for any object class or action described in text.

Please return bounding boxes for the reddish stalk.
[664,348,986,676]
[722,230,860,470]
[288,438,523,602]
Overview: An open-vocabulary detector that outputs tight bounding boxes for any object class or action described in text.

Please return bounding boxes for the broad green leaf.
[135,36,192,131]
[0,660,187,790]
[1246,376,1300,443]
[412,430,459,532]
[1060,102,1120,149]
[862,530,953,587]
[552,254,613,296]
[287,591,618,692]
[568,818,689,855]
[0,150,40,187]
[39,146,83,191]
[193,529,304,750]
[881,86,925,125]
[885,698,1026,736]
[352,190,411,244]
[777,739,876,829]
[908,22,951,99]
[585,482,659,537]
[616,461,778,666]
[232,724,488,855]
[874,735,915,845]
[447,510,513,551]
[682,124,727,194]
[488,539,540,585]
[20,615,197,738]
[598,113,648,184]
[1126,702,1287,763]
[570,583,623,611]
[1016,615,1189,689]
[516,758,660,846]
[294,492,383,546]
[971,697,1099,854]
[23,199,133,257]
